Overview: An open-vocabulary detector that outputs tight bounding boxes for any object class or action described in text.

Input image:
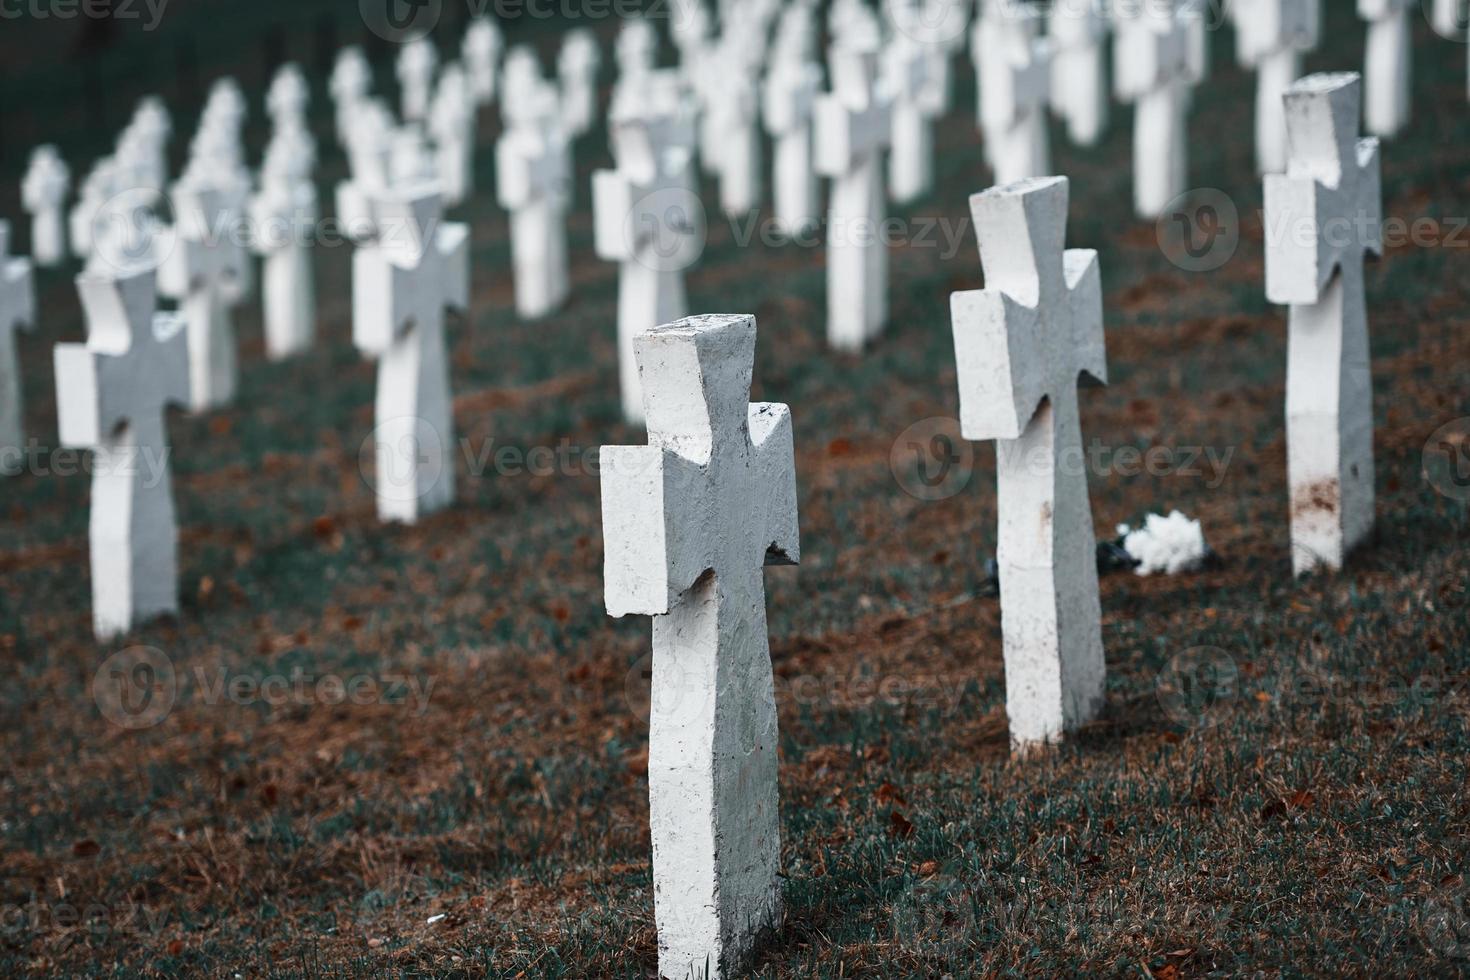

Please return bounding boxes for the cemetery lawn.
[3,3,1470,977]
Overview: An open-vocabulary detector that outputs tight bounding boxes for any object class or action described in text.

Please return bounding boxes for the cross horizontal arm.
[601,446,711,617]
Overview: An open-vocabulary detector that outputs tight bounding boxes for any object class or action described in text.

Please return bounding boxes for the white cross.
[698,44,763,217]
[883,32,940,204]
[250,136,318,361]
[22,145,70,268]
[500,45,545,110]
[336,99,395,240]
[268,63,310,131]
[497,81,571,320]
[1114,0,1207,219]
[558,28,601,138]
[429,64,476,206]
[950,175,1108,749]
[973,2,1052,186]
[593,105,701,424]
[1264,72,1382,575]
[397,38,439,122]
[600,313,799,980]
[331,47,373,143]
[1049,0,1110,147]
[1359,0,1412,137]
[462,16,503,106]
[1234,0,1320,173]
[54,264,190,640]
[0,224,37,476]
[814,35,893,352]
[160,179,247,413]
[612,18,659,113]
[762,33,823,236]
[352,183,470,524]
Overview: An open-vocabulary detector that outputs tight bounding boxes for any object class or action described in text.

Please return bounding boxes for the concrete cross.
[336,99,395,241]
[397,38,438,123]
[250,134,318,360]
[558,28,601,138]
[330,47,373,143]
[1359,0,1412,137]
[698,44,763,217]
[160,179,246,412]
[814,33,893,352]
[497,80,572,319]
[22,145,70,267]
[601,313,799,980]
[593,105,701,424]
[268,63,310,130]
[1114,0,1207,219]
[1049,0,1110,146]
[70,158,118,260]
[613,17,659,110]
[429,63,476,206]
[1264,72,1382,575]
[762,29,823,236]
[974,2,1052,186]
[1234,0,1320,173]
[884,32,940,204]
[462,16,503,107]
[54,264,189,639]
[0,224,37,476]
[950,176,1108,748]
[352,183,470,524]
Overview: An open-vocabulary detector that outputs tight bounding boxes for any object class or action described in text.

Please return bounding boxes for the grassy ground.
[2,2,1470,976]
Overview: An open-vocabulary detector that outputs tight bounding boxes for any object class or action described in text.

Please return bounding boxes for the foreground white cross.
[250,134,317,360]
[814,35,893,352]
[974,2,1053,186]
[353,183,469,524]
[601,312,799,980]
[1234,0,1320,174]
[593,104,701,424]
[1049,0,1109,146]
[55,264,189,639]
[1115,0,1207,219]
[497,80,571,319]
[22,146,71,267]
[1264,72,1382,575]
[1359,0,1412,137]
[0,224,37,476]
[950,176,1108,748]
[160,180,246,412]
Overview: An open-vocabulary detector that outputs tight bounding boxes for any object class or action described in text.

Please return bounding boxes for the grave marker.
[1264,72,1382,574]
[974,2,1052,186]
[22,145,71,267]
[1049,0,1109,146]
[0,223,37,476]
[497,80,571,319]
[558,28,601,138]
[763,25,823,236]
[55,264,189,639]
[462,17,503,107]
[601,313,799,980]
[950,176,1108,748]
[814,33,892,352]
[250,133,318,359]
[397,37,438,122]
[1234,0,1320,173]
[1360,0,1412,137]
[1115,0,1207,219]
[352,183,469,524]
